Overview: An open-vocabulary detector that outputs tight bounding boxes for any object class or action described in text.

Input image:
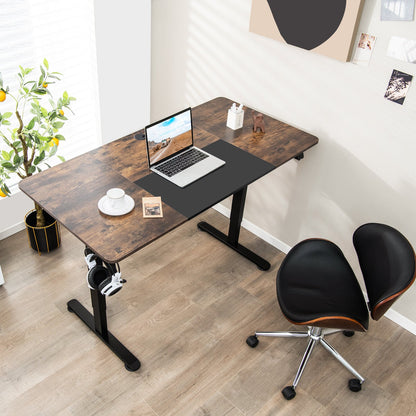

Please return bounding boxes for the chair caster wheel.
[246,335,259,348]
[282,386,296,400]
[343,330,355,337]
[348,378,362,392]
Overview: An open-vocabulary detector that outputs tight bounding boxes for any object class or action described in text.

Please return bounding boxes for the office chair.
[246,223,416,400]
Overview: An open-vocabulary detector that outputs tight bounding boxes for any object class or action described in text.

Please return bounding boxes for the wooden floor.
[1,209,416,416]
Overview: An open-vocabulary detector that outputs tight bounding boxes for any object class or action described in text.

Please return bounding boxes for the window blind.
[0,0,101,187]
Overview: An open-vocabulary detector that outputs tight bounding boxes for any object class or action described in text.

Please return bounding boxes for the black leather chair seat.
[276,239,369,331]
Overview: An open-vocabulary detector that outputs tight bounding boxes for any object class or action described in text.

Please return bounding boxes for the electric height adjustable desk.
[19,97,318,372]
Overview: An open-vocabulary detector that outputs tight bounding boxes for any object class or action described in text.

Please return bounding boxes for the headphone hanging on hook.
[85,248,126,296]
[100,262,126,296]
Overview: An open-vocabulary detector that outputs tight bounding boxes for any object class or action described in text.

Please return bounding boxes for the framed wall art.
[381,0,415,21]
[249,0,365,62]
[384,69,413,105]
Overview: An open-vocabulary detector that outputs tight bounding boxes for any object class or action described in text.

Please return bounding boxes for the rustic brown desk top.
[19,97,318,263]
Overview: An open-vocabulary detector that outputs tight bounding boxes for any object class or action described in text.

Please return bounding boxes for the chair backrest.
[353,223,416,321]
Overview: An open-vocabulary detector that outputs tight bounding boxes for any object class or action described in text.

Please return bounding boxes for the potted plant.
[0,59,75,253]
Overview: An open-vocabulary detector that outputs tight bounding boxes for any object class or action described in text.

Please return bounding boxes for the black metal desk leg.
[228,186,247,245]
[91,288,108,339]
[67,264,141,372]
[198,186,271,270]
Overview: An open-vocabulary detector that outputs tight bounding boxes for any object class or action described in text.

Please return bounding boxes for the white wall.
[94,0,151,143]
[0,191,34,239]
[151,0,416,323]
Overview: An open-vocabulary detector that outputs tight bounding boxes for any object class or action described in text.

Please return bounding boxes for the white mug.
[106,188,126,210]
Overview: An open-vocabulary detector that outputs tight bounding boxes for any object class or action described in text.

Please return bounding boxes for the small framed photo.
[142,196,163,218]
[353,33,377,66]
[384,69,413,105]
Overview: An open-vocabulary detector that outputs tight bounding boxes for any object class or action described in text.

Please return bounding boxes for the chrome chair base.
[246,326,365,400]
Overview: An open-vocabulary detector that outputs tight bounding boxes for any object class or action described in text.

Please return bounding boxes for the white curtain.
[0,0,101,186]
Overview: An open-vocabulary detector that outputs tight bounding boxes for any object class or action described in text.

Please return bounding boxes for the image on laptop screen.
[146,108,193,166]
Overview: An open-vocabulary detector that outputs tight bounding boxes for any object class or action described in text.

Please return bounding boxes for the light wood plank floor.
[1,209,416,416]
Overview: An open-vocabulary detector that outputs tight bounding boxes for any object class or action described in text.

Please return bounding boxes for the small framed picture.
[381,0,415,21]
[353,33,377,66]
[384,69,413,105]
[142,196,163,218]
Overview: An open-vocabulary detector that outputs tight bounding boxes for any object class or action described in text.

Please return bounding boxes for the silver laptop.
[144,108,225,188]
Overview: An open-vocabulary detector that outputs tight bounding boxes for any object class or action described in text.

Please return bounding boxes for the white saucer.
[98,195,135,216]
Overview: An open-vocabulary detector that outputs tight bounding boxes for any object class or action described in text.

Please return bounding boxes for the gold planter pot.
[25,209,61,254]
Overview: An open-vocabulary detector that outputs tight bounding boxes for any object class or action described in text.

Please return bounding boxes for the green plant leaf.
[26,117,36,130]
[43,58,49,70]
[29,133,40,145]
[13,155,23,165]
[49,145,58,156]
[33,88,47,95]
[34,150,45,165]
[1,161,15,170]
[1,150,10,160]
[1,183,10,196]
[52,121,64,129]
[28,165,36,174]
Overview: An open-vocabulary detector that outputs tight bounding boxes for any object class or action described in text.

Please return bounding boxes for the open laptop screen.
[145,108,193,167]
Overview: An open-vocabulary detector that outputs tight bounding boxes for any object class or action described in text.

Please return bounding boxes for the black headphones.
[85,248,126,296]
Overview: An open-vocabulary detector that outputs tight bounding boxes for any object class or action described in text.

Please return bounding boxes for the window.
[0,0,101,188]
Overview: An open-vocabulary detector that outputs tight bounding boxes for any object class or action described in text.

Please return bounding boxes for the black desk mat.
[135,140,274,219]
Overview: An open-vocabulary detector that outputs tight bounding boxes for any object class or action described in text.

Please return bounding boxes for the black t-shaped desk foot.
[67,293,141,372]
[197,221,271,270]
[197,186,271,271]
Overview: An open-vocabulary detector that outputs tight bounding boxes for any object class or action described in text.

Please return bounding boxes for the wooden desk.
[20,97,317,263]
[19,97,318,371]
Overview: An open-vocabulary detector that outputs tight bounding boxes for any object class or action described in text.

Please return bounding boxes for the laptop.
[144,108,225,188]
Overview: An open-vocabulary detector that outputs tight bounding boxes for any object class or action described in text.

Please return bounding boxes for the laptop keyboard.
[154,148,209,177]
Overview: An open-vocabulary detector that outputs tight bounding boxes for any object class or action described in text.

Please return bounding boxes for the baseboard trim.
[212,203,416,336]
[385,309,416,335]
[0,221,26,241]
[212,203,291,254]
